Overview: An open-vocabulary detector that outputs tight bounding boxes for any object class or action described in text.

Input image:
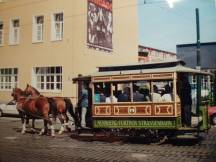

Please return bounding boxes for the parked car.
[208,106,216,125]
[0,101,19,117]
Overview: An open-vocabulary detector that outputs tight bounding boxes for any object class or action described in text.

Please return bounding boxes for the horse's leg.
[47,118,55,137]
[31,118,37,132]
[43,112,55,137]
[32,118,35,129]
[57,113,65,135]
[26,117,30,128]
[21,113,27,134]
[39,119,48,135]
[63,113,71,132]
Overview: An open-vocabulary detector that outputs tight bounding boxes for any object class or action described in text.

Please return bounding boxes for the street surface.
[0,117,216,162]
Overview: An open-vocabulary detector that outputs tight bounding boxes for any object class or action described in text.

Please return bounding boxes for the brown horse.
[12,87,56,136]
[11,88,32,134]
[24,84,80,134]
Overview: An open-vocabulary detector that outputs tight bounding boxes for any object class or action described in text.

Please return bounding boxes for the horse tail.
[64,98,80,127]
[47,97,58,119]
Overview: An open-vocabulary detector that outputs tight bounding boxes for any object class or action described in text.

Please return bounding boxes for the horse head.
[11,88,25,101]
[24,84,40,97]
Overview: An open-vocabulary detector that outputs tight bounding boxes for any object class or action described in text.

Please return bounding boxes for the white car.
[0,101,19,117]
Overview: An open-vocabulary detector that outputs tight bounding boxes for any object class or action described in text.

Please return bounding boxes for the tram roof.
[97,59,186,72]
[73,60,212,82]
[91,65,211,77]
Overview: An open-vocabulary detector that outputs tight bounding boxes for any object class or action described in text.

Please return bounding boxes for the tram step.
[177,127,197,131]
[79,133,94,137]
[175,134,198,140]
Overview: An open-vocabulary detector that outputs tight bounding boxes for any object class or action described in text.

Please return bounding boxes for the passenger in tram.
[140,88,151,101]
[99,89,106,102]
[152,85,162,102]
[133,85,144,102]
[162,84,173,102]
[94,84,101,103]
[118,87,131,102]
[105,94,117,103]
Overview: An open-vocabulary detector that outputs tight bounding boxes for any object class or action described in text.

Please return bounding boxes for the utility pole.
[196,8,201,115]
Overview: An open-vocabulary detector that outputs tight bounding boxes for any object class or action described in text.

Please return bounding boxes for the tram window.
[152,81,173,102]
[132,81,151,102]
[113,82,131,102]
[94,83,111,103]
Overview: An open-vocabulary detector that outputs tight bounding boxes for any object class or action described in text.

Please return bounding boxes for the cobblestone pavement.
[0,117,216,162]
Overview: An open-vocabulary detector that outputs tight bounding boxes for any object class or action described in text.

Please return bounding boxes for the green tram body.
[73,60,212,135]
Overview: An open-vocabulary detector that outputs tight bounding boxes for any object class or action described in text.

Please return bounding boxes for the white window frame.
[0,21,4,46]
[32,66,62,92]
[9,18,20,45]
[51,12,64,41]
[0,68,18,91]
[32,15,44,43]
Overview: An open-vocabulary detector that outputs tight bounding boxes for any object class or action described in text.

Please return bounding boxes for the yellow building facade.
[0,0,138,102]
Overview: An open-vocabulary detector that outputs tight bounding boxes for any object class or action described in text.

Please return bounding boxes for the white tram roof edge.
[89,65,212,77]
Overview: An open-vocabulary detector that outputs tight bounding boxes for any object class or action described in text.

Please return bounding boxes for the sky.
[138,0,216,53]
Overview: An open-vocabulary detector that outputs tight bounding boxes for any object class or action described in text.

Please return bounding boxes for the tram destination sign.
[87,0,113,52]
[94,118,181,129]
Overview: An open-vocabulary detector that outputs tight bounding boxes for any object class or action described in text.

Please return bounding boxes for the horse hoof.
[39,132,45,136]
[31,128,36,132]
[21,129,26,134]
[58,131,63,135]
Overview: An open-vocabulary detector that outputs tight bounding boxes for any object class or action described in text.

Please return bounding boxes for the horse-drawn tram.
[72,60,212,142]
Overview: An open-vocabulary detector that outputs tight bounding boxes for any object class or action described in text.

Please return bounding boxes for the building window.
[0,22,3,46]
[51,13,63,41]
[0,68,18,91]
[32,15,44,43]
[9,19,20,45]
[33,66,62,92]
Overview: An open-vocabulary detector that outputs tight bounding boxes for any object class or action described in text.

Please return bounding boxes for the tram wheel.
[158,135,168,144]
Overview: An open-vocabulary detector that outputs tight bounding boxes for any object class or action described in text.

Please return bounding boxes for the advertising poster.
[87,0,113,52]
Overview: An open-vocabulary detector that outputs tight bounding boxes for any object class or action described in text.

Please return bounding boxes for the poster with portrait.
[87,0,113,52]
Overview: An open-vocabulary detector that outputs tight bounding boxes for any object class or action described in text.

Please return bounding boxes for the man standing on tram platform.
[80,84,89,128]
[178,74,192,127]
